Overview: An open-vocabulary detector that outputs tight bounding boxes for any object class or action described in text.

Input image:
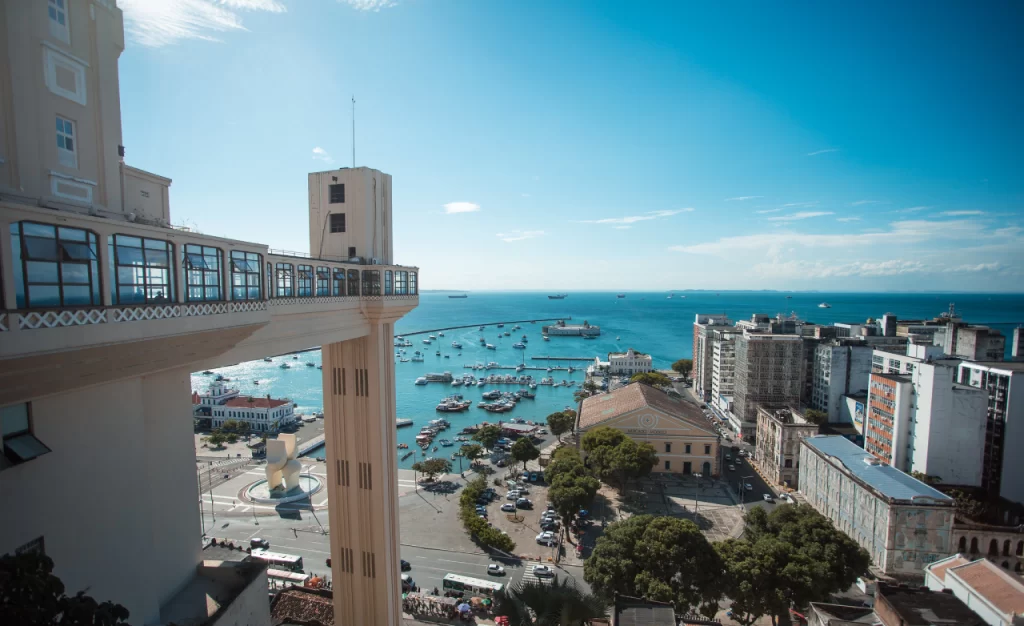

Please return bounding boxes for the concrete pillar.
[322,320,401,625]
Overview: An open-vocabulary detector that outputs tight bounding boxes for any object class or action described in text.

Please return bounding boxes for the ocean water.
[191,291,1024,468]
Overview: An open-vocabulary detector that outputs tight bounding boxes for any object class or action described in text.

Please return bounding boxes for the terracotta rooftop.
[949,558,1024,616]
[925,554,970,585]
[223,396,291,409]
[578,383,713,434]
[270,587,334,626]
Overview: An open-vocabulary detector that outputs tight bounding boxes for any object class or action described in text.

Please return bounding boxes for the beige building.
[578,383,720,476]
[753,406,819,489]
[0,2,417,625]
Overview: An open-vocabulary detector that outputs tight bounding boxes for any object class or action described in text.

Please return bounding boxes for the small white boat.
[486,344,496,350]
[422,339,432,344]
[513,342,526,349]
[429,334,437,340]
[542,335,549,341]
[396,418,414,428]
[452,341,463,349]
[415,377,428,386]
[400,358,410,362]
[818,302,832,309]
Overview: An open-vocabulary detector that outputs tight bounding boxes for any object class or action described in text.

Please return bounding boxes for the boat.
[479,337,486,344]
[547,367,553,372]
[667,295,673,299]
[452,341,463,349]
[444,355,450,359]
[503,331,511,337]
[616,336,620,340]
[202,370,214,375]
[476,380,486,387]
[400,358,410,362]
[786,295,793,299]
[449,294,468,298]
[401,451,414,461]
[440,439,454,447]
[435,350,441,356]
[292,355,299,359]
[429,334,437,340]
[317,365,323,370]
[486,344,496,350]
[497,324,504,328]
[818,302,832,309]
[617,294,625,298]
[548,294,567,299]
[482,390,501,400]
[479,325,485,331]
[452,379,463,387]
[543,335,549,341]
[398,443,408,449]
[279,363,291,369]
[396,418,414,428]
[529,383,538,390]
[584,335,596,340]
[305,362,316,367]
[513,342,526,349]
[425,372,454,382]
[540,377,554,385]
[439,332,445,337]
[422,339,432,344]
[262,358,272,363]
[253,380,260,385]
[394,339,413,347]
[415,377,428,385]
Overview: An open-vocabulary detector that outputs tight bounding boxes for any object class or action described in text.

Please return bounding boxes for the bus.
[442,573,504,597]
[266,569,311,588]
[249,549,304,572]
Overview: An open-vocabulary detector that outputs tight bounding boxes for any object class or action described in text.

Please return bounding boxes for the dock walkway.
[530,356,598,362]
[396,317,571,338]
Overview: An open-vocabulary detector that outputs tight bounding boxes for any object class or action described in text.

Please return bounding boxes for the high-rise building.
[692,314,731,402]
[957,362,1024,502]
[1011,327,1023,362]
[0,3,418,624]
[731,331,803,441]
[811,340,875,423]
[710,326,740,409]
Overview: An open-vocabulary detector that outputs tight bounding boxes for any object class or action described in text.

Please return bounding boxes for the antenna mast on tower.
[352,96,356,168]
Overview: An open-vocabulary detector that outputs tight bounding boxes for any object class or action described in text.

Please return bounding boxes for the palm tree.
[493,579,608,626]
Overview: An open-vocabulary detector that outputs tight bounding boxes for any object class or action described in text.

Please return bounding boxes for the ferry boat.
[425,372,454,382]
[414,377,428,385]
[396,418,414,428]
[513,342,526,349]
[482,390,502,400]
[448,294,468,298]
[548,294,567,299]
[818,302,832,308]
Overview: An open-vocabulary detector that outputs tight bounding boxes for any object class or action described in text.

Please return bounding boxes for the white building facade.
[811,341,874,423]
[693,314,732,402]
[710,327,740,407]
[957,362,1024,503]
[606,349,653,376]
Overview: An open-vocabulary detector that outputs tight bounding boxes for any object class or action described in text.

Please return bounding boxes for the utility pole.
[198,469,206,537]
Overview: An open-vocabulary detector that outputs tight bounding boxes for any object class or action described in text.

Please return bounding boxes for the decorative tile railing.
[384,295,418,300]
[230,301,268,313]
[19,308,107,330]
[269,296,352,306]
[182,302,231,317]
[111,305,181,322]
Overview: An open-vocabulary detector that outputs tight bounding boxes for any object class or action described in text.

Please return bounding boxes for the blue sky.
[117,0,1023,292]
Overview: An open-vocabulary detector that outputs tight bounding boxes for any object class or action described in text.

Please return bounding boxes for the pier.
[530,356,599,362]
[461,364,580,372]
[297,434,325,456]
[395,317,572,338]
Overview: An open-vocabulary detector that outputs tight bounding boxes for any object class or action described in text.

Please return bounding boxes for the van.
[401,573,415,592]
[250,538,270,550]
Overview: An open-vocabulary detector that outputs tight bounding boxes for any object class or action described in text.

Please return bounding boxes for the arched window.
[990,539,999,556]
[971,537,979,553]
[1003,561,1010,569]
[183,244,222,302]
[110,235,174,304]
[12,221,101,308]
[275,263,294,297]
[1017,541,1023,557]
[332,268,345,296]
[229,251,262,301]
[316,266,330,296]
[346,269,359,296]
[1004,539,1011,556]
[385,270,393,295]
[395,271,408,295]
[958,536,967,553]
[1016,563,1022,573]
[296,265,313,297]
[410,271,418,295]
[362,270,380,295]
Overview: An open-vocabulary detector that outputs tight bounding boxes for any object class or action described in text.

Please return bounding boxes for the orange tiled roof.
[223,396,291,409]
[949,559,1024,616]
[927,555,969,585]
[578,383,714,435]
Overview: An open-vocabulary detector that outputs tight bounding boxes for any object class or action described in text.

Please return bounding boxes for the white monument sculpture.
[265,433,302,492]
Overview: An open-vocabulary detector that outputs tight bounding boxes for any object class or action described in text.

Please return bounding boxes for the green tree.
[493,579,608,626]
[629,372,672,387]
[0,551,131,625]
[549,471,600,530]
[207,432,227,447]
[715,538,792,626]
[583,515,723,617]
[411,457,452,482]
[220,419,248,434]
[949,489,987,521]
[581,426,626,455]
[472,424,503,451]
[546,410,577,442]
[459,443,484,466]
[607,439,658,491]
[910,471,942,485]
[510,438,540,471]
[802,409,828,425]
[671,359,693,375]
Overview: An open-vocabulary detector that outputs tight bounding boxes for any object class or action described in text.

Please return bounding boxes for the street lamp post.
[693,473,702,516]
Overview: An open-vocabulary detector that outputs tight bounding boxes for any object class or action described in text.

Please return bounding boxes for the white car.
[500,503,516,512]
[533,565,554,577]
[487,564,506,576]
[506,491,520,501]
[745,483,753,491]
[762,494,774,503]
[536,532,557,546]
[728,465,735,471]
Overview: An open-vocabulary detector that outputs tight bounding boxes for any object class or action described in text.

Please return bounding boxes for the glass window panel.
[118,266,141,286]
[119,286,143,303]
[26,261,59,283]
[23,223,55,237]
[60,263,90,284]
[23,237,60,261]
[204,271,219,285]
[188,287,204,300]
[116,246,144,266]
[1,404,30,436]
[186,253,208,269]
[144,249,169,267]
[61,242,96,261]
[64,137,73,151]
[115,236,142,249]
[205,287,220,299]
[144,238,168,250]
[58,227,87,242]
[28,285,60,307]
[4,434,51,463]
[248,287,260,299]
[232,287,246,299]
[62,285,91,305]
[232,273,245,286]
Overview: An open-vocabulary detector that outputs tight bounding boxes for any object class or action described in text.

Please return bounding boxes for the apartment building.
[799,436,955,576]
[958,362,1024,503]
[0,3,418,624]
[732,331,804,441]
[865,372,914,469]
[810,340,876,423]
[710,326,740,408]
[753,406,819,489]
[693,314,732,402]
[938,324,1006,362]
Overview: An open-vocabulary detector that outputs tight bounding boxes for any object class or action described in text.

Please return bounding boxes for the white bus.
[442,573,504,597]
[249,549,304,572]
[267,569,311,587]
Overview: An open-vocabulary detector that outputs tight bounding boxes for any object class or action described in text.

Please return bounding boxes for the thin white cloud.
[497,230,544,242]
[339,0,399,10]
[312,146,333,163]
[836,217,862,222]
[766,211,835,222]
[937,210,986,217]
[782,201,818,208]
[613,226,632,230]
[807,148,839,156]
[443,202,481,215]
[892,206,931,214]
[755,209,783,214]
[120,0,286,47]
[726,196,763,202]
[755,259,928,279]
[851,200,884,206]
[951,262,1002,272]
[580,208,693,225]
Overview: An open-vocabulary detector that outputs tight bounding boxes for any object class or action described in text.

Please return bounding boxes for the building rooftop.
[223,396,292,409]
[925,554,970,585]
[500,422,537,433]
[160,559,267,626]
[962,361,1024,373]
[807,602,878,624]
[270,587,334,626]
[578,383,712,433]
[613,595,676,626]
[870,372,911,383]
[802,436,953,504]
[877,584,984,626]
[948,558,1024,616]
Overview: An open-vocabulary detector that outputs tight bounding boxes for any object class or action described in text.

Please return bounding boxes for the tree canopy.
[0,551,131,625]
[546,410,577,442]
[459,444,484,465]
[629,372,672,387]
[671,359,693,375]
[582,428,658,492]
[459,476,516,553]
[510,438,540,470]
[583,515,723,617]
[493,578,608,626]
[581,427,626,455]
[472,424,502,450]
[411,457,451,481]
[802,409,828,425]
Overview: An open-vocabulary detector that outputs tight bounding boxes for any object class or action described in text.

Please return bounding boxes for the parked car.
[487,564,506,576]
[501,502,516,512]
[516,498,533,509]
[495,459,507,467]
[401,573,415,592]
[250,538,270,549]
[546,502,555,511]
[533,565,555,577]
[506,491,520,501]
[745,483,753,491]
[536,532,557,546]
[724,455,731,461]
[530,472,539,482]
[540,521,559,531]
[762,494,774,503]
[400,559,411,571]
[521,472,530,481]
[728,464,735,471]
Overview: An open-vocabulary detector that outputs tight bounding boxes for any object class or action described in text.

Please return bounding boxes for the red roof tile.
[949,559,1024,616]
[579,383,714,435]
[223,397,291,409]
